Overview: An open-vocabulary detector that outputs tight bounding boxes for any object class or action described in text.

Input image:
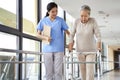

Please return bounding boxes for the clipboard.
[42,25,51,44]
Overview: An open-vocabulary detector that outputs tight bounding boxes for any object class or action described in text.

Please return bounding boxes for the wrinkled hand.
[68,42,74,53]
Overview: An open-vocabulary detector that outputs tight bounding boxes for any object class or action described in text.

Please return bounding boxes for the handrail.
[0,61,44,63]
[0,48,42,55]
[0,48,43,64]
[0,48,43,80]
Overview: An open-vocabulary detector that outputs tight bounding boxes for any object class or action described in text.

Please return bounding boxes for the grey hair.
[81,5,91,15]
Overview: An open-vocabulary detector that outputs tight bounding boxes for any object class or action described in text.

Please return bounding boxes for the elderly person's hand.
[68,40,74,52]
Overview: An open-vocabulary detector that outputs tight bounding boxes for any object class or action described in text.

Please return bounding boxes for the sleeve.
[93,19,101,42]
[61,19,69,30]
[37,20,43,31]
[69,19,77,43]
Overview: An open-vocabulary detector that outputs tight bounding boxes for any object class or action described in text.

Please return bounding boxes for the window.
[0,32,16,50]
[22,38,40,80]
[0,32,17,80]
[0,0,16,28]
[57,6,64,18]
[23,0,37,36]
[0,0,42,80]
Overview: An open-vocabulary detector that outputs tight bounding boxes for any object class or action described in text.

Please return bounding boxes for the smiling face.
[80,10,90,23]
[48,7,58,19]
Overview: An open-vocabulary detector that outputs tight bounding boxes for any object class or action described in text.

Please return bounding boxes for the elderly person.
[68,5,101,80]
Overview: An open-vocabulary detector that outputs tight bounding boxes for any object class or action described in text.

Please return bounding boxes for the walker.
[63,51,103,80]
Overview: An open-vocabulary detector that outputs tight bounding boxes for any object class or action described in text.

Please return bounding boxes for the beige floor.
[95,69,120,80]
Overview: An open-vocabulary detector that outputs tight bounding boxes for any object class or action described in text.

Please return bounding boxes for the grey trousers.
[78,53,96,80]
[44,52,64,80]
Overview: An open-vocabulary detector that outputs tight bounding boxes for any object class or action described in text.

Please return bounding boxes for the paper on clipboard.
[42,25,51,44]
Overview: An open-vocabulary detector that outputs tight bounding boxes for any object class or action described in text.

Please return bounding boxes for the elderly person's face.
[80,10,90,23]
